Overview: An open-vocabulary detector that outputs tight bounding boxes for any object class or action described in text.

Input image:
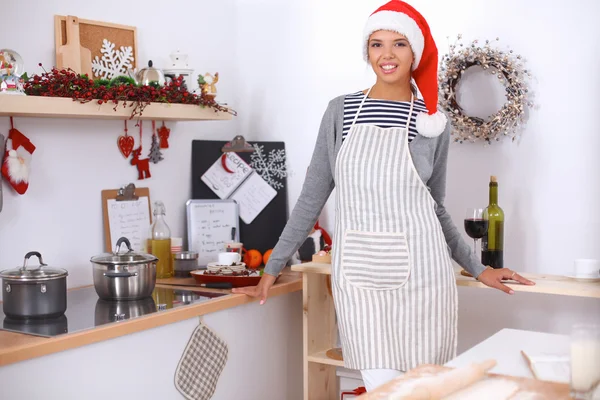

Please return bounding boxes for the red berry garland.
[23,64,236,120]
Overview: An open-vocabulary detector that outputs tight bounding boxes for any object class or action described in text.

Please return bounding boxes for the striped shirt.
[342,91,428,143]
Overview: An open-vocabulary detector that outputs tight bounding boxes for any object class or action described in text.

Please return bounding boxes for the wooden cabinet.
[292,262,340,400]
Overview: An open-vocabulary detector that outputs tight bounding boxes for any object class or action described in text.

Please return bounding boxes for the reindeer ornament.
[127,121,151,180]
[131,147,151,180]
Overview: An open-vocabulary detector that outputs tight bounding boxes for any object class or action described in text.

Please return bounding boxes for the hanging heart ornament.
[118,135,134,158]
[117,120,134,158]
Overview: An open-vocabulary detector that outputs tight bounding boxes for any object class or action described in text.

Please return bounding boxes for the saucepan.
[90,237,158,301]
[0,252,68,319]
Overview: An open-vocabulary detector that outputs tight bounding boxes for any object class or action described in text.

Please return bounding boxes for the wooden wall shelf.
[0,95,233,121]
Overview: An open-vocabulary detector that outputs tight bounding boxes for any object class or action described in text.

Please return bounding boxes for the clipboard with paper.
[200,151,276,224]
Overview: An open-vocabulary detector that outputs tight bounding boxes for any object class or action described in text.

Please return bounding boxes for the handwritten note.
[107,196,151,252]
[200,153,252,199]
[187,200,239,267]
[231,172,277,224]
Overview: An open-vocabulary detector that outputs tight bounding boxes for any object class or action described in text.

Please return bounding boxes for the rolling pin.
[402,359,497,400]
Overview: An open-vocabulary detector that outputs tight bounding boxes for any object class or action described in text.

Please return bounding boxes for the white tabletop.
[446,328,600,399]
[446,328,569,378]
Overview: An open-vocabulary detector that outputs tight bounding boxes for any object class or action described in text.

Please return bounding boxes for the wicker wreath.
[438,36,534,144]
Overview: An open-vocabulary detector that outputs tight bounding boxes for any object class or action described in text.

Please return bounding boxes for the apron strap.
[350,86,373,130]
[405,93,415,130]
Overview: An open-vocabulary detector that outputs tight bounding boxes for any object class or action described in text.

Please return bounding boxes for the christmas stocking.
[1,121,36,195]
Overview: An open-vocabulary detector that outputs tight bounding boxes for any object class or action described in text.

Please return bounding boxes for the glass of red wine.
[464,208,489,255]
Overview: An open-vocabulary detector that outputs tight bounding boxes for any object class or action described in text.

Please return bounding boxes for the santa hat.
[363,0,447,137]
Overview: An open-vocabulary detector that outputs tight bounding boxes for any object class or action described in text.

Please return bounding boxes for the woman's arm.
[427,122,487,279]
[262,100,337,277]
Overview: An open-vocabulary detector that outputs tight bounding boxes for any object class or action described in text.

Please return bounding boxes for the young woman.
[233,0,535,391]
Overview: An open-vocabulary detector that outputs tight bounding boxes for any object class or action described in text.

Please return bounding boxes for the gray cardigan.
[264,94,487,279]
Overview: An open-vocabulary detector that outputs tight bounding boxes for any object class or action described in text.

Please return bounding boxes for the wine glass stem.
[473,239,477,255]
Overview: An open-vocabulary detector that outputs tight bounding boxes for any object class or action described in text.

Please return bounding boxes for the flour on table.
[443,378,520,400]
[509,391,546,400]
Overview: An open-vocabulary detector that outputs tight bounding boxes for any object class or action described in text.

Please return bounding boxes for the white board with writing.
[186,199,240,267]
[107,197,151,252]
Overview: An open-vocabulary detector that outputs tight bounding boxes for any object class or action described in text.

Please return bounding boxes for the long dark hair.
[410,80,418,97]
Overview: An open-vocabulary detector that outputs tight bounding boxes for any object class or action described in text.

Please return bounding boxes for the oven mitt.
[0,133,4,213]
[174,321,229,400]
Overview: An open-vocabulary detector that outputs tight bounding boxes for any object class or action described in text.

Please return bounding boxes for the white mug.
[573,259,600,278]
[218,252,241,265]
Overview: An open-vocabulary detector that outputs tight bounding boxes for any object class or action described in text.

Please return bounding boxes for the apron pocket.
[341,230,411,290]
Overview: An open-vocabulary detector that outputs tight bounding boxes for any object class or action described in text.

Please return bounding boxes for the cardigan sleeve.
[263,100,336,277]
[427,121,487,279]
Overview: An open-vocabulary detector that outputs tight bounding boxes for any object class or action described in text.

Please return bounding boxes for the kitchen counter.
[291,262,600,299]
[0,269,302,367]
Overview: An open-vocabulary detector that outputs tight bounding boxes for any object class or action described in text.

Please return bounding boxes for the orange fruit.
[244,249,263,269]
[263,249,273,265]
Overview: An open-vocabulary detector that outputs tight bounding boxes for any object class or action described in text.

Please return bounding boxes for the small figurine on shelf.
[198,72,219,100]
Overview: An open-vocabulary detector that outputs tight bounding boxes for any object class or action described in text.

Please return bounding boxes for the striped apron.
[332,88,458,371]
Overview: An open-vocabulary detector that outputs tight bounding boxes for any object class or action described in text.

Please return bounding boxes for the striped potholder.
[174,322,229,400]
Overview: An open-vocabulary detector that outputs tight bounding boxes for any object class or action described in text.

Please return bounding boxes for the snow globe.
[0,49,25,95]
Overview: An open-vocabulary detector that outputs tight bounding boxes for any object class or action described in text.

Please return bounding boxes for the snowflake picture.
[250,144,288,191]
[91,39,135,79]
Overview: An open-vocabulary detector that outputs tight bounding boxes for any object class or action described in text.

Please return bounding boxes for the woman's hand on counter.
[231,273,277,305]
[477,267,535,294]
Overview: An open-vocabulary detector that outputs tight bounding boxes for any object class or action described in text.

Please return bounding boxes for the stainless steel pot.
[0,252,68,319]
[90,237,158,301]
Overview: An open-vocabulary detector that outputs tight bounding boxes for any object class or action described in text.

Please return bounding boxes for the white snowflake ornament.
[249,144,288,191]
[91,39,135,79]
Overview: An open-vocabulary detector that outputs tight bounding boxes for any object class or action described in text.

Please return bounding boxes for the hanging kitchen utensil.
[90,236,158,301]
[0,252,68,319]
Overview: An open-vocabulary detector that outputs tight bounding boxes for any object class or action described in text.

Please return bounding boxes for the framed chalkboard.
[191,140,289,255]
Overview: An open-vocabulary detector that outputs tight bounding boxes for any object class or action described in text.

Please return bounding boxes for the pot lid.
[0,251,68,281]
[90,237,158,266]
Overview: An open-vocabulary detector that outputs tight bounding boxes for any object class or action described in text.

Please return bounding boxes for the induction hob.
[0,286,227,338]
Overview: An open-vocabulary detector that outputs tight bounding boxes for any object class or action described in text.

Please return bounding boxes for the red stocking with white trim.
[1,118,36,195]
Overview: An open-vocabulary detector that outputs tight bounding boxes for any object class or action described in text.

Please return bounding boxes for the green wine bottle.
[481,176,504,268]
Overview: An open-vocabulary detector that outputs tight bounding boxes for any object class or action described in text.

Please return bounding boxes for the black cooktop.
[0,286,227,338]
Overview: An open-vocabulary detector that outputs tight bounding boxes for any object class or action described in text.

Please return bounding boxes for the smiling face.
[367,30,414,87]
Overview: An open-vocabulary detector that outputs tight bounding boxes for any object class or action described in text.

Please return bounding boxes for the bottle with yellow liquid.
[148,201,173,279]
